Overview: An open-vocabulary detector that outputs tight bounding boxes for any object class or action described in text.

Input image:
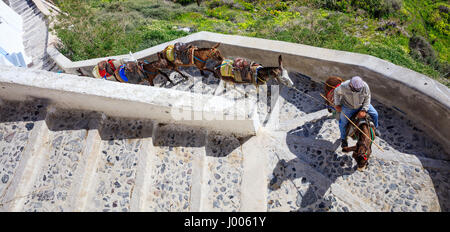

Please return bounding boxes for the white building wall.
[0,0,32,67]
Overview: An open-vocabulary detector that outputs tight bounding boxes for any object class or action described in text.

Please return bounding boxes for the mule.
[213,55,294,93]
[342,115,377,171]
[92,59,123,81]
[138,54,176,86]
[323,76,344,113]
[113,61,147,84]
[159,42,224,79]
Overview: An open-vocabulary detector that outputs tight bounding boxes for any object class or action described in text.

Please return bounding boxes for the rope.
[324,81,338,89]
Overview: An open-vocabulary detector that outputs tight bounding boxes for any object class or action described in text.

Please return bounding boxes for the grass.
[51,0,449,86]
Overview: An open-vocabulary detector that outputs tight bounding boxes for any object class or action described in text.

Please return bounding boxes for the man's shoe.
[341,139,348,148]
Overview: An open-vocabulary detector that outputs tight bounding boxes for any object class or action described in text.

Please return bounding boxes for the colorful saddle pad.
[92,59,123,81]
[164,45,175,62]
[220,59,235,78]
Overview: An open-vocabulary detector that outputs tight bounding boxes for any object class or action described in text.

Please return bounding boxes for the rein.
[140,62,157,75]
[325,82,341,101]
[360,126,375,161]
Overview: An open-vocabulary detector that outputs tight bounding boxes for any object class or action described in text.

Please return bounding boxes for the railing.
[46,31,450,153]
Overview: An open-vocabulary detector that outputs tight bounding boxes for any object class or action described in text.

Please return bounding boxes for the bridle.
[356,126,374,162]
[194,48,221,63]
[356,141,369,161]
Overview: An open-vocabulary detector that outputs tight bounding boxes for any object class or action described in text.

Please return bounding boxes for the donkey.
[323,76,344,113]
[113,61,147,84]
[213,55,294,93]
[160,42,224,79]
[92,59,123,81]
[342,116,377,170]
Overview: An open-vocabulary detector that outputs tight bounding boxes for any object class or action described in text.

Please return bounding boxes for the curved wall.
[48,31,450,154]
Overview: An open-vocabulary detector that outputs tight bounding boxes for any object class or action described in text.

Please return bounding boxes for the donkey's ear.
[213,43,221,48]
[278,55,283,68]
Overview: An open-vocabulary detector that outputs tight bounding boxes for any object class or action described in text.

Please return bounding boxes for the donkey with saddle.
[157,42,224,80]
[92,54,147,85]
[214,55,294,93]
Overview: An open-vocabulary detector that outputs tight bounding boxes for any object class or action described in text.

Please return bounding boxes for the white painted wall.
[0,0,31,67]
[0,66,259,136]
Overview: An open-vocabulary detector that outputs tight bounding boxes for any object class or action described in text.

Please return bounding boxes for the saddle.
[345,113,375,140]
[113,63,144,84]
[220,58,262,83]
[163,42,195,65]
[92,59,123,81]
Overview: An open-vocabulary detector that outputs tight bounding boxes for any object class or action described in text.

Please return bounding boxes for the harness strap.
[215,62,229,70]
[107,59,116,72]
[140,63,157,75]
[326,83,341,102]
[143,69,157,75]
[362,127,375,160]
[369,127,374,147]
[193,56,206,63]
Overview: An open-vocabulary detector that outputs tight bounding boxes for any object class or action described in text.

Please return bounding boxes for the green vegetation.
[51,0,449,86]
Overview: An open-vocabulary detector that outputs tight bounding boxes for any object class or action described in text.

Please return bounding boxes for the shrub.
[317,0,402,18]
[409,35,437,64]
[172,0,197,6]
[425,3,449,36]
[208,0,234,8]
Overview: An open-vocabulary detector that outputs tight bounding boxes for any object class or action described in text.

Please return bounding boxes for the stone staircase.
[8,0,59,72]
[0,69,448,212]
[1,0,449,213]
[0,99,266,212]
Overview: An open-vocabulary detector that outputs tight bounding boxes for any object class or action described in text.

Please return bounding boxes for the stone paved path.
[0,67,448,212]
[1,1,448,212]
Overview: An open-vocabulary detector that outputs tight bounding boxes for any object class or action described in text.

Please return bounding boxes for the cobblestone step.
[19,110,97,212]
[0,99,49,211]
[260,132,375,212]
[138,123,207,212]
[82,117,153,212]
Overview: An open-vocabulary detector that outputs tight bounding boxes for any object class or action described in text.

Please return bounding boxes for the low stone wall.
[0,66,259,136]
[48,31,450,154]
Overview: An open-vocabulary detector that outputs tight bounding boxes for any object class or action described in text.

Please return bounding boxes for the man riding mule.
[333,76,380,148]
[214,55,294,92]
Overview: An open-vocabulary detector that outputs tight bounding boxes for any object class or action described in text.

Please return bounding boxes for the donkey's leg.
[343,146,357,153]
[148,77,155,86]
[203,68,220,79]
[158,70,174,85]
[174,66,189,80]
